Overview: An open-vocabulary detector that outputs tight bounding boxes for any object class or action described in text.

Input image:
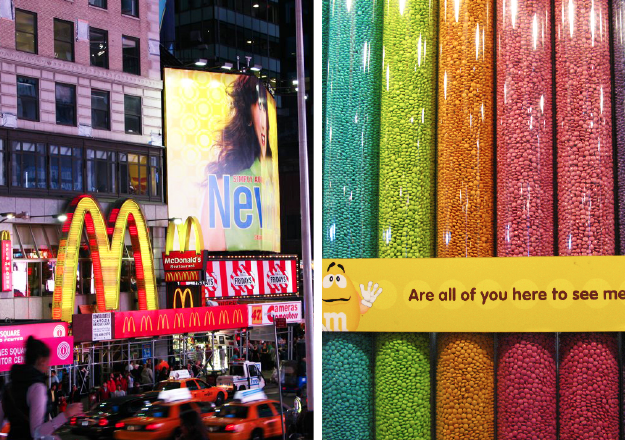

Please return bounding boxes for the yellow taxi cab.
[114,389,215,440]
[204,390,296,440]
[154,369,226,406]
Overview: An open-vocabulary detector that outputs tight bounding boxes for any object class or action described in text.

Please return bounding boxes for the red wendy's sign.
[162,251,207,272]
[202,258,298,298]
[114,305,248,339]
[1,236,11,292]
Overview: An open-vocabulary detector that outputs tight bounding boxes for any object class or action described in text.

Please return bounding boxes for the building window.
[120,153,147,195]
[54,19,74,62]
[122,36,140,75]
[124,95,142,134]
[11,141,46,189]
[55,83,76,126]
[91,90,110,130]
[150,156,161,197]
[89,0,107,9]
[15,9,37,54]
[86,149,116,193]
[0,140,5,186]
[50,145,82,191]
[89,27,109,69]
[17,76,39,122]
[122,0,139,17]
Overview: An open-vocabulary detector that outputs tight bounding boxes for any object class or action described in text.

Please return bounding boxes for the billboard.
[164,69,280,252]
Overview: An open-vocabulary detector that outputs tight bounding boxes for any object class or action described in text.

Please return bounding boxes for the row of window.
[0,138,162,200]
[16,10,141,75]
[17,76,142,134]
[89,0,139,17]
[176,0,279,25]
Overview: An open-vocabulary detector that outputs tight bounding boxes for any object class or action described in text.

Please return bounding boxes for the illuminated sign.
[248,302,302,326]
[0,336,74,372]
[1,230,11,292]
[114,305,249,338]
[52,195,158,322]
[165,216,204,254]
[202,258,298,298]
[165,271,201,282]
[173,288,194,308]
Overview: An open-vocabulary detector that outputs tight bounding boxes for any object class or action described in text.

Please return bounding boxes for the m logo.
[219,310,229,325]
[204,311,215,326]
[323,312,347,332]
[123,317,136,333]
[0,231,9,241]
[173,288,194,309]
[141,316,153,332]
[189,312,200,327]
[232,309,244,324]
[174,312,185,329]
[165,217,204,254]
[157,314,170,330]
[52,195,158,322]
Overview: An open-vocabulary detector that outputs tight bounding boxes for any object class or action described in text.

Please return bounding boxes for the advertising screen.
[164,68,280,252]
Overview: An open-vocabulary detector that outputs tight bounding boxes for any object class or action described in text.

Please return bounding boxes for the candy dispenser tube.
[378,0,438,259]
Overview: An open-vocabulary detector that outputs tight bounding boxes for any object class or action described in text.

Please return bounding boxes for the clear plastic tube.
[322,332,374,440]
[322,0,383,259]
[496,0,554,256]
[437,0,495,258]
[497,333,556,439]
[375,333,430,439]
[555,0,615,256]
[613,0,625,254]
[378,0,437,258]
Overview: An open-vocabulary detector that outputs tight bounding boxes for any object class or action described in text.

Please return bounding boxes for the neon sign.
[52,195,158,322]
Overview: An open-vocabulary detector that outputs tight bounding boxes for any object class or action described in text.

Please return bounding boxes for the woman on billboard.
[200,75,277,251]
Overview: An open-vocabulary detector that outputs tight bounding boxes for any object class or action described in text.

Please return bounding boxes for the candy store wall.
[378,0,438,258]
[496,0,554,256]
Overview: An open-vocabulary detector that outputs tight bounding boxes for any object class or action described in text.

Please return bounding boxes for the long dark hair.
[25,336,50,366]
[206,75,272,177]
[180,409,209,440]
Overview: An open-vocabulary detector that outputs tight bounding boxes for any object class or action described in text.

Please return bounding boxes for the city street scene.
[0,0,313,439]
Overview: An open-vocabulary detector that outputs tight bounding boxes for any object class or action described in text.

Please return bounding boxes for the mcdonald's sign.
[114,305,248,339]
[1,230,11,292]
[204,310,215,326]
[165,217,204,255]
[173,288,194,309]
[141,316,153,332]
[165,271,200,282]
[123,316,136,333]
[52,195,158,322]
[189,312,200,327]
[157,314,170,331]
[174,312,185,330]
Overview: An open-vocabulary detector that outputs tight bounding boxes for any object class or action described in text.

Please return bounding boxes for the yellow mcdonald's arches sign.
[0,231,10,241]
[165,217,204,254]
[173,288,194,309]
[174,312,185,329]
[232,309,244,324]
[219,310,229,325]
[189,311,200,326]
[52,195,158,322]
[141,315,153,332]
[157,314,170,330]
[204,310,215,326]
[123,316,136,333]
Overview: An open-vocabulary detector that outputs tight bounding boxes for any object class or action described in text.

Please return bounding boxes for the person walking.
[141,361,154,385]
[175,409,208,440]
[112,384,126,398]
[0,336,82,439]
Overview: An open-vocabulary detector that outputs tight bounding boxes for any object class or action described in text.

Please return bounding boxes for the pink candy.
[559,333,619,439]
[555,0,615,255]
[497,334,556,439]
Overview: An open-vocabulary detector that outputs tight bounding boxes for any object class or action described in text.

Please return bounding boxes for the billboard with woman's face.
[164,69,280,252]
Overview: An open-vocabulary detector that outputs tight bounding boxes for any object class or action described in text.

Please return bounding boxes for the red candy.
[497,0,554,256]
[559,333,619,439]
[497,334,556,439]
[555,0,615,255]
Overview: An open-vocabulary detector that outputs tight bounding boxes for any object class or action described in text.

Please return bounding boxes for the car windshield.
[155,381,181,391]
[214,405,249,419]
[229,365,244,376]
[135,405,170,418]
[91,402,120,415]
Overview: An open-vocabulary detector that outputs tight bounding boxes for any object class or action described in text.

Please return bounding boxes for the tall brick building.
[0,0,168,320]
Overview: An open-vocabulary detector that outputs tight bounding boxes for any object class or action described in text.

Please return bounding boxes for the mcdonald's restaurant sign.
[1,230,11,292]
[113,305,248,339]
[52,195,159,322]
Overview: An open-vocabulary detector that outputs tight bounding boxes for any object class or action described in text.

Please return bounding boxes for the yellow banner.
[321,256,625,332]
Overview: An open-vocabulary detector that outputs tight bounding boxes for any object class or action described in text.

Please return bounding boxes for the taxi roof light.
[158,387,193,403]
[233,388,268,403]
[169,369,191,380]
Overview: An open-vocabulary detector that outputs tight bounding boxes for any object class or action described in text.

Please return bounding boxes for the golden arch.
[0,231,10,241]
[52,195,158,322]
[165,217,204,254]
[173,288,194,309]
